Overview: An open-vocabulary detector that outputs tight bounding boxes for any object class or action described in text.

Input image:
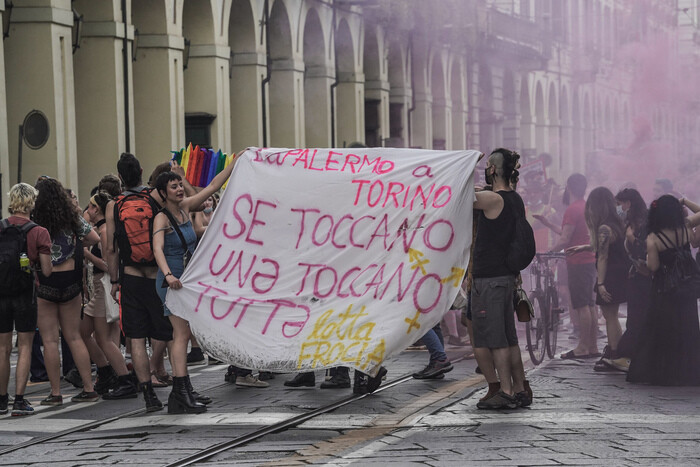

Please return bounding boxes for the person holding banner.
[152,157,236,414]
[472,148,530,409]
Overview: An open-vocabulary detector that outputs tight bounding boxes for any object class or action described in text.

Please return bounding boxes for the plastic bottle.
[20,253,31,273]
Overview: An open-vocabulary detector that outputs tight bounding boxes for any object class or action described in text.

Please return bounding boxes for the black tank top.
[473,190,524,278]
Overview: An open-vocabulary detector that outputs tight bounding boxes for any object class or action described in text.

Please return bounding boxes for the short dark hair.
[149,161,172,187]
[117,153,142,188]
[154,171,182,202]
[566,173,587,199]
[98,174,122,197]
[489,148,520,188]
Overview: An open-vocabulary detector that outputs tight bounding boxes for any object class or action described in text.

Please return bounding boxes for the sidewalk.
[400,356,700,466]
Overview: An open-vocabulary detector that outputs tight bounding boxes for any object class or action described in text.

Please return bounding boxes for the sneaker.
[40,394,63,406]
[602,357,630,373]
[236,374,269,388]
[258,371,275,381]
[11,399,34,416]
[71,391,100,403]
[186,347,206,366]
[0,394,8,414]
[63,368,83,389]
[412,360,453,379]
[476,390,518,409]
[514,390,532,407]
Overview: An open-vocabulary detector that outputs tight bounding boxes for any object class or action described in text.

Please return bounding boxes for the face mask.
[616,205,626,220]
[203,207,213,214]
[484,167,493,185]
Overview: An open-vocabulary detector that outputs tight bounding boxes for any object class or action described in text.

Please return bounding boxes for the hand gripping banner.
[166,147,480,375]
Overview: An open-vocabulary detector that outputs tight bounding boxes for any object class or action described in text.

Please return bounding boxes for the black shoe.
[94,366,119,395]
[103,375,139,400]
[71,390,100,403]
[412,360,453,379]
[320,373,351,389]
[258,371,275,381]
[224,365,236,383]
[207,356,223,365]
[11,398,34,416]
[139,381,163,412]
[186,347,206,366]
[514,390,532,407]
[0,394,8,415]
[353,372,369,395]
[185,375,212,405]
[64,368,83,389]
[168,376,206,414]
[29,375,49,383]
[367,366,387,393]
[284,372,315,388]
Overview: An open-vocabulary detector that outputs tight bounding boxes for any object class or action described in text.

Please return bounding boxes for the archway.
[303,7,331,147]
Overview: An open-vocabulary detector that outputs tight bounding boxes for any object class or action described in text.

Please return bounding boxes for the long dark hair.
[648,195,685,234]
[615,188,648,231]
[33,178,82,237]
[585,186,624,251]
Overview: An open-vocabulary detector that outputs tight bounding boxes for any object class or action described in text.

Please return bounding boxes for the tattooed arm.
[596,225,613,302]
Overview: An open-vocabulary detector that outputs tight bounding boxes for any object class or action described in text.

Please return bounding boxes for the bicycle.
[525,252,567,364]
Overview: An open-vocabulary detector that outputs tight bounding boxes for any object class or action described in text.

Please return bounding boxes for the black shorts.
[0,292,37,333]
[471,275,518,348]
[120,274,173,341]
[567,263,596,309]
[37,270,82,303]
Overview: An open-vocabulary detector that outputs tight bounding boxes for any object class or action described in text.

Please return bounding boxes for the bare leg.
[466,319,498,383]
[15,332,34,396]
[150,338,168,377]
[94,318,129,375]
[168,315,191,377]
[37,299,61,396]
[58,296,95,393]
[491,347,513,394]
[130,338,151,384]
[509,345,525,393]
[601,304,622,351]
[0,333,12,395]
[80,315,109,367]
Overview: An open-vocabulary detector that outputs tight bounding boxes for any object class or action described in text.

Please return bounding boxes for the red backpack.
[113,187,160,268]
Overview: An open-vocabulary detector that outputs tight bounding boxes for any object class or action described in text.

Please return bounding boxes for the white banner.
[166,147,479,375]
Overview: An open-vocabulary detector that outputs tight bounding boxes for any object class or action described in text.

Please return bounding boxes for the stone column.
[365,78,390,147]
[335,71,365,148]
[73,2,135,200]
[132,33,185,174]
[185,44,232,151]
[432,97,451,150]
[4,0,78,189]
[0,2,10,212]
[390,86,411,148]
[269,57,304,148]
[304,65,333,147]
[230,52,265,149]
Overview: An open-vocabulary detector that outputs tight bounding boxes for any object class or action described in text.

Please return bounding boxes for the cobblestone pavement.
[1,324,699,466]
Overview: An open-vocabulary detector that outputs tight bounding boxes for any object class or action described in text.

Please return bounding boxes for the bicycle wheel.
[526,292,546,365]
[546,291,560,359]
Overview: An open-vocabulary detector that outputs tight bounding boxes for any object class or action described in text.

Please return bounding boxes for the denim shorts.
[471,275,518,349]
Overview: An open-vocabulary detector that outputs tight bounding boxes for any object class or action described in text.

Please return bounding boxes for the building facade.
[0,0,698,210]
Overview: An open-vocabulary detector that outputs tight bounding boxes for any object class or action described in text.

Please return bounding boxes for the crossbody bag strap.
[160,208,189,253]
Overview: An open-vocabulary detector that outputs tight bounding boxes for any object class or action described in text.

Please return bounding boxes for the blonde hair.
[8,183,38,215]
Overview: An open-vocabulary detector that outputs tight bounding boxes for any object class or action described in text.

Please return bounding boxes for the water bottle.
[20,253,31,273]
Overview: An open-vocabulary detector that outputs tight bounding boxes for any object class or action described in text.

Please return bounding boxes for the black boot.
[168,376,206,414]
[367,366,387,393]
[320,367,351,389]
[103,374,139,400]
[353,371,369,395]
[283,372,315,388]
[185,375,212,405]
[94,366,119,395]
[139,381,163,412]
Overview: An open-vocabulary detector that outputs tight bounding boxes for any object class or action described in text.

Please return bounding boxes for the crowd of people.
[0,147,698,419]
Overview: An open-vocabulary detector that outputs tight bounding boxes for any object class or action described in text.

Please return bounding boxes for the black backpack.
[0,219,38,297]
[505,202,536,274]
